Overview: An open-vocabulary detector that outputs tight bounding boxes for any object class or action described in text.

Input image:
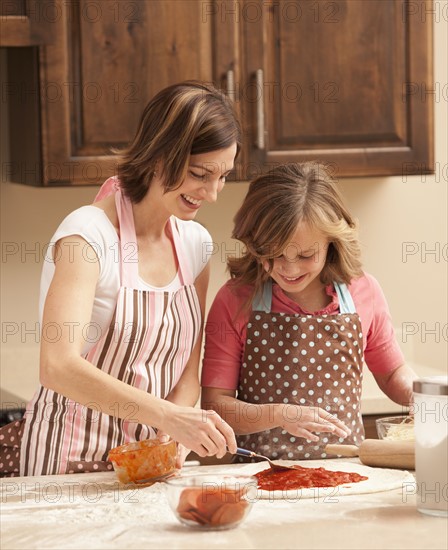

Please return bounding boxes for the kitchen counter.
[1,460,446,550]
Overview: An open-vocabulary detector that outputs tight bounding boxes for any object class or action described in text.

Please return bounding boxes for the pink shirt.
[202,273,404,390]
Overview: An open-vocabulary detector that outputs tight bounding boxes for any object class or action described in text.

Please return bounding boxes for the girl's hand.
[161,405,237,459]
[275,404,351,441]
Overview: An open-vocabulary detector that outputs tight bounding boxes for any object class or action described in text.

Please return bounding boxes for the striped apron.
[235,279,365,461]
[18,190,201,476]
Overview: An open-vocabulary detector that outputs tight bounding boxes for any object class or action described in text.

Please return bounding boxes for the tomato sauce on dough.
[255,465,368,491]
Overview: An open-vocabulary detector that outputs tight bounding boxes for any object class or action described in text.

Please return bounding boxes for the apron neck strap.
[115,191,193,287]
[334,282,356,314]
[252,280,356,314]
[115,190,139,287]
[165,218,193,286]
[252,278,273,312]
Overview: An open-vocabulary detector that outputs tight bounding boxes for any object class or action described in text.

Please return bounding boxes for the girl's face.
[265,222,329,302]
[161,143,237,220]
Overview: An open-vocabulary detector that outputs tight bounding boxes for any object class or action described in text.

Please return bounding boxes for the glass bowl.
[375,415,414,440]
[165,474,257,530]
[108,439,177,484]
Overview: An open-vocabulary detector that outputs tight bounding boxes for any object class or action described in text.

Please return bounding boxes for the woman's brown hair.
[228,162,363,307]
[116,81,241,203]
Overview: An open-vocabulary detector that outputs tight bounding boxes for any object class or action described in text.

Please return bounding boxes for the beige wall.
[1,17,447,403]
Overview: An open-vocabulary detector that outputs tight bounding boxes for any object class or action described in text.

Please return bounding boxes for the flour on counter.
[1,480,174,525]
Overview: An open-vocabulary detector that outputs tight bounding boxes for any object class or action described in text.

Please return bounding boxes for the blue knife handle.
[235,447,254,457]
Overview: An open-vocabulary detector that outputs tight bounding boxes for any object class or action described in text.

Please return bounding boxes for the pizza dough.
[237,460,415,500]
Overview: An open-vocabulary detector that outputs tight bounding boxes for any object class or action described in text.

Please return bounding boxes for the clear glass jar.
[413,376,448,517]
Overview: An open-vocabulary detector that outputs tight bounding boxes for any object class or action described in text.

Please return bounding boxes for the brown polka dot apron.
[236,279,365,461]
[0,189,201,477]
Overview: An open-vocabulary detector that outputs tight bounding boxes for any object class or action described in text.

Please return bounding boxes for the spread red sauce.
[255,465,368,491]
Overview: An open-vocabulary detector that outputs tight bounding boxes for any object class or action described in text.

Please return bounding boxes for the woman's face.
[161,143,237,220]
[265,222,330,302]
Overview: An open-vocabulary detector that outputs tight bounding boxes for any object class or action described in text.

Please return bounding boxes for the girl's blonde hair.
[228,162,363,306]
[116,81,241,203]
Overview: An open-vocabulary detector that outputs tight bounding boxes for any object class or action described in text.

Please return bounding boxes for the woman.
[1,81,240,476]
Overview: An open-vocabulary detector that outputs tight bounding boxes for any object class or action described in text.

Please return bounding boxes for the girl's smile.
[278,272,307,284]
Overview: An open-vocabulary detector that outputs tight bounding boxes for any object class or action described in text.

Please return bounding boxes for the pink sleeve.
[201,284,249,390]
[361,274,405,375]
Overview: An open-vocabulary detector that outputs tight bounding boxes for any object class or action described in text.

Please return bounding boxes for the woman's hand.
[274,404,351,441]
[161,405,237,459]
[157,431,191,469]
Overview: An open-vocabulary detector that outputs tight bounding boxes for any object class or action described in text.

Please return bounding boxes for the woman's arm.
[163,262,210,409]
[202,387,351,441]
[373,364,417,407]
[40,236,236,457]
[162,263,236,464]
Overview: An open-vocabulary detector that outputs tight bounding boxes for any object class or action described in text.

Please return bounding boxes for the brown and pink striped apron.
[235,279,365,461]
[3,190,201,476]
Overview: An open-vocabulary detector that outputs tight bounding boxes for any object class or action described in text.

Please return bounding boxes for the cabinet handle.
[226,70,236,101]
[255,69,265,150]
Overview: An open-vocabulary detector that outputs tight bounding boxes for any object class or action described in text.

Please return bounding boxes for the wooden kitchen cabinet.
[0,0,54,46]
[6,0,434,185]
[7,0,214,186]
[215,0,434,178]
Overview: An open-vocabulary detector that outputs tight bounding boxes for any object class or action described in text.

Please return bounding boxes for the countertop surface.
[1,460,447,550]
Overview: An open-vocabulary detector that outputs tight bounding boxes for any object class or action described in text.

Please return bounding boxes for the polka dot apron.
[0,188,201,477]
[235,279,365,461]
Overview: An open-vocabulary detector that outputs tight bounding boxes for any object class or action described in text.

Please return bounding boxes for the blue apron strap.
[252,278,273,312]
[334,282,356,314]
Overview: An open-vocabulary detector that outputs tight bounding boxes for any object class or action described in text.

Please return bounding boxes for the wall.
[1,15,447,404]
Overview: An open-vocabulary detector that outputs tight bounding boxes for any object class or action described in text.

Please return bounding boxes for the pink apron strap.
[114,191,194,288]
[167,218,194,286]
[115,191,139,287]
[93,176,120,202]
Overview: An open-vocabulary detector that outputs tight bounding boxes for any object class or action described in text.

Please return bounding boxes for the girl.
[1,81,239,476]
[201,162,416,460]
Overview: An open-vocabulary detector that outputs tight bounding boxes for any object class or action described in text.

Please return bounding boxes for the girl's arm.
[362,274,417,408]
[373,364,418,407]
[201,387,351,441]
[40,236,236,457]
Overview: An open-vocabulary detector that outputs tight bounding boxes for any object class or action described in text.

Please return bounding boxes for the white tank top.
[39,205,213,355]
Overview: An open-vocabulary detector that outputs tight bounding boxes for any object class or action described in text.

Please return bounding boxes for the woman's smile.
[180,193,202,209]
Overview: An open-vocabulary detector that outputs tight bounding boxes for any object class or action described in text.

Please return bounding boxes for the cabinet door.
[241,0,434,178]
[34,0,213,185]
[210,0,244,181]
[0,0,54,45]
